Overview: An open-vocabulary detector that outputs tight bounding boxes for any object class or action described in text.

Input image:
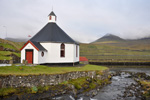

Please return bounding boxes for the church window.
[60,43,65,57]
[41,51,44,57]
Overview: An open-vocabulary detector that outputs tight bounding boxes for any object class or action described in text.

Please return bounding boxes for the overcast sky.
[0,0,150,43]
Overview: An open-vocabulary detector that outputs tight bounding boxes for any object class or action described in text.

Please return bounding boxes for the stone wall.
[0,69,109,88]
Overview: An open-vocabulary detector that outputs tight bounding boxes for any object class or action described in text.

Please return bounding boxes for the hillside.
[80,34,150,63]
[0,38,24,63]
[5,37,27,42]
[92,34,125,44]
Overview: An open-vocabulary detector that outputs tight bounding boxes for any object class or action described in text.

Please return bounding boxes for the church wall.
[21,43,39,64]
[73,44,80,62]
[38,51,47,64]
[40,42,79,63]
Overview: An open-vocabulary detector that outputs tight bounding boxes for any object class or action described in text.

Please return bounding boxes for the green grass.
[0,56,12,60]
[80,42,150,62]
[61,76,111,92]
[0,43,17,51]
[139,80,150,98]
[0,64,108,75]
[0,51,12,56]
[0,51,20,60]
[0,38,22,61]
[13,52,21,57]
[0,87,17,96]
[0,38,24,51]
[67,77,89,90]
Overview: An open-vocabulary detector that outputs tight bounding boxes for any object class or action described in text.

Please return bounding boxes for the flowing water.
[53,66,150,100]
[92,67,150,100]
[92,72,137,100]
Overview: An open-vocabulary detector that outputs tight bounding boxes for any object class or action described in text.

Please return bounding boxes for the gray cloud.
[0,0,150,43]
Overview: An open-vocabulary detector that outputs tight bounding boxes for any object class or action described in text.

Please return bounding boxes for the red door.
[26,50,33,64]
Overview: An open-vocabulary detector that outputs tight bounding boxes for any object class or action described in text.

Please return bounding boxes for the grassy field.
[0,64,108,75]
[0,38,23,61]
[0,38,24,50]
[80,41,150,62]
[0,51,20,60]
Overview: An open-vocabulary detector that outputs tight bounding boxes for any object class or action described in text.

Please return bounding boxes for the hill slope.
[0,38,24,63]
[80,35,150,63]
[92,34,125,44]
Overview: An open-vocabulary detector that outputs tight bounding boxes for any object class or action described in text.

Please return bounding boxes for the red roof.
[80,57,88,61]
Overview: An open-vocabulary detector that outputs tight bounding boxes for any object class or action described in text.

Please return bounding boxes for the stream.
[92,67,150,100]
[93,71,139,100]
[53,67,150,100]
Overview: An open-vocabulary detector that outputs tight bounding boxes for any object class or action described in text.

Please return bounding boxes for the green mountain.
[80,34,150,63]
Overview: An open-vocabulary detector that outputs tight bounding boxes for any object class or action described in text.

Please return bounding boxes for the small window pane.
[60,43,65,57]
[41,51,44,57]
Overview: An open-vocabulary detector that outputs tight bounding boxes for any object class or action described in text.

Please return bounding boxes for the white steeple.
[48,11,57,23]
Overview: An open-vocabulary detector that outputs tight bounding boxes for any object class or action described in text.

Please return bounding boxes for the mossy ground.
[0,77,111,97]
[0,64,108,75]
[0,84,68,97]
[61,72,111,93]
[0,51,20,60]
[139,80,150,98]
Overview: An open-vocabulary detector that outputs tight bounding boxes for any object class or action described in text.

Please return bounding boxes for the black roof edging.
[30,41,47,51]
[48,11,56,16]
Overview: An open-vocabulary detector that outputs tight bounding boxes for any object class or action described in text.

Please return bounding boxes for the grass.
[0,56,12,60]
[80,42,150,62]
[0,64,108,75]
[0,43,17,51]
[0,87,17,96]
[0,51,21,60]
[67,77,89,90]
[0,38,22,61]
[12,52,21,57]
[61,76,111,92]
[0,38,24,51]
[139,80,150,98]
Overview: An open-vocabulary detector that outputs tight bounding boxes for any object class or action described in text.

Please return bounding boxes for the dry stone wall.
[0,70,109,88]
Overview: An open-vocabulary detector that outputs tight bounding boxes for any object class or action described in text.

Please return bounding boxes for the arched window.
[60,43,65,57]
[41,51,44,57]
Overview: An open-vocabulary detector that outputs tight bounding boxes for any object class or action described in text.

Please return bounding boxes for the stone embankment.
[0,69,109,88]
[0,69,110,100]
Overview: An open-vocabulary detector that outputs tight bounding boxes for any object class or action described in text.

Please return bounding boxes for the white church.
[20,11,79,65]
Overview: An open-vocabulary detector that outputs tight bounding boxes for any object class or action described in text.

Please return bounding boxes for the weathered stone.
[0,70,109,88]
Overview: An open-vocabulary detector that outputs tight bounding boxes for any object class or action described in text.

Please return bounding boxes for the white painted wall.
[40,42,79,63]
[21,42,79,64]
[38,51,47,64]
[21,43,39,64]
[73,45,80,62]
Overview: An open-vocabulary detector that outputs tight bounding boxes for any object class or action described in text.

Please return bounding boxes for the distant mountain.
[92,34,125,43]
[138,37,150,41]
[5,37,28,42]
